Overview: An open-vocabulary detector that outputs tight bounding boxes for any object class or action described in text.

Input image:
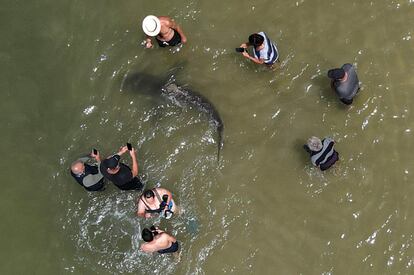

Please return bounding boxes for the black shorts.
[117,177,144,191]
[158,241,179,254]
[320,151,339,171]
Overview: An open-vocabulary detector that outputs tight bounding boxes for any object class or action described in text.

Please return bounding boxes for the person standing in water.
[70,149,105,191]
[238,32,279,66]
[328,63,360,105]
[304,136,339,171]
[140,226,179,254]
[99,145,143,191]
[142,15,187,48]
[137,188,177,219]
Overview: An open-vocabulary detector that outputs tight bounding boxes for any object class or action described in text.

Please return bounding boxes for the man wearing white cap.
[142,15,187,48]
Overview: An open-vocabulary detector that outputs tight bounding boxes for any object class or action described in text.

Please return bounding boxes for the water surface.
[1,0,414,274]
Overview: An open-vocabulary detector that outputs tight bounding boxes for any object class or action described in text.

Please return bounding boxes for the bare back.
[140,233,175,253]
[157,17,176,42]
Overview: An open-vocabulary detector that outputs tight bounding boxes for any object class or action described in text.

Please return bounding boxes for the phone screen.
[127,143,132,151]
[93,148,98,155]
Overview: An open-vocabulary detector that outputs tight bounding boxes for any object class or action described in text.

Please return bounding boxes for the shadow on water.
[294,138,310,167]
[120,68,225,162]
[312,75,349,110]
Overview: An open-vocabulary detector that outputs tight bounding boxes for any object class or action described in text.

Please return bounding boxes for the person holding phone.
[238,32,279,67]
[99,144,143,191]
[136,187,177,219]
[70,149,105,191]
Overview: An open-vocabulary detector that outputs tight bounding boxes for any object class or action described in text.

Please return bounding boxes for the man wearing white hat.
[142,15,187,48]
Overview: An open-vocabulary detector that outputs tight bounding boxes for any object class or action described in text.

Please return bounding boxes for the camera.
[150,225,158,235]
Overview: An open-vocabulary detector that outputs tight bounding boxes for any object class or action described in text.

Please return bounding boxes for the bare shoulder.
[156,187,170,194]
[140,243,150,252]
[137,196,144,205]
[159,16,174,25]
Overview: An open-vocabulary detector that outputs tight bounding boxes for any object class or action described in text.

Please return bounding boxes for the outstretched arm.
[242,51,265,64]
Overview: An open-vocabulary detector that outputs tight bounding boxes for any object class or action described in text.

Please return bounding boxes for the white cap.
[142,15,161,36]
[307,136,323,152]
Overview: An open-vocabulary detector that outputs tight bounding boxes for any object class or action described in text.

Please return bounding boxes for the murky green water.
[2,0,414,274]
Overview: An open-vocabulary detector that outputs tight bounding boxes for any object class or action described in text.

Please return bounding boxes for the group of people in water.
[70,14,361,256]
[70,144,180,254]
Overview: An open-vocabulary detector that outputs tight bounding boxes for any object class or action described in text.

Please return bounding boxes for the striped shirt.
[310,138,336,168]
[253,32,279,65]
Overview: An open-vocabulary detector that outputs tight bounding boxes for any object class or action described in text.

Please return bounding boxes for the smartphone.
[127,143,132,151]
[93,148,98,155]
[235,47,245,53]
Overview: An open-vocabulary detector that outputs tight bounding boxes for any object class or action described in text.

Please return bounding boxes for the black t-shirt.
[100,163,133,187]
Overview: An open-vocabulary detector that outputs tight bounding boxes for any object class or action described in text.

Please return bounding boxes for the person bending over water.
[70,149,105,191]
[304,136,339,171]
[137,188,177,219]
[142,15,187,48]
[140,226,179,254]
[328,64,360,105]
[238,32,279,67]
[99,145,143,191]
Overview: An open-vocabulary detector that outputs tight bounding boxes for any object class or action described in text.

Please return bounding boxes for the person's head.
[327,68,345,80]
[143,189,155,202]
[248,33,264,47]
[71,161,85,175]
[103,155,121,173]
[307,136,323,152]
[142,228,154,242]
[142,15,161,37]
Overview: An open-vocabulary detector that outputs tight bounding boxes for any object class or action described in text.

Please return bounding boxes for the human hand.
[242,51,250,58]
[118,146,128,155]
[145,40,153,48]
[240,43,247,48]
[181,36,187,43]
[129,147,137,158]
[91,149,101,161]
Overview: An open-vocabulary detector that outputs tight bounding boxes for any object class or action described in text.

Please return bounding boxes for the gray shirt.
[333,63,359,101]
[74,157,104,188]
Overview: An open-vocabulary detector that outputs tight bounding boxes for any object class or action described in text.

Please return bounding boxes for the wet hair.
[144,189,154,199]
[327,68,345,80]
[248,33,264,47]
[142,228,154,242]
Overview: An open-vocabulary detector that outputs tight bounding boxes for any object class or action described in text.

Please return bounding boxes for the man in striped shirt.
[239,32,279,66]
[304,136,339,171]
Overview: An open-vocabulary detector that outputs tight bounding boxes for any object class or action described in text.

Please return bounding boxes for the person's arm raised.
[129,148,139,177]
[117,146,129,156]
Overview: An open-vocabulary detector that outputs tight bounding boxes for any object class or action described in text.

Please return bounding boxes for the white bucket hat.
[307,136,323,152]
[142,15,161,36]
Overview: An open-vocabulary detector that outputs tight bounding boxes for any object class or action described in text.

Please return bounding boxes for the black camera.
[150,225,158,235]
[159,195,169,211]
